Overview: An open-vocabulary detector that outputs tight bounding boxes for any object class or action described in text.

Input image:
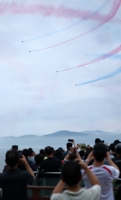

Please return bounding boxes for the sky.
[0,0,121,137]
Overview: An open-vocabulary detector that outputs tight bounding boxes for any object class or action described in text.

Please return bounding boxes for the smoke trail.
[0,1,111,19]
[57,45,121,72]
[30,0,121,52]
[22,0,109,42]
[75,67,121,86]
[0,1,120,23]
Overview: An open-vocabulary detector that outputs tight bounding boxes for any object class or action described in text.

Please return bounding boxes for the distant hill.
[41,130,83,137]
[0,130,119,139]
[0,134,40,139]
[0,130,120,148]
[41,130,113,137]
[19,134,40,138]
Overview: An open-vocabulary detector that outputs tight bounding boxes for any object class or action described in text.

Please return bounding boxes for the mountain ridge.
[0,130,117,138]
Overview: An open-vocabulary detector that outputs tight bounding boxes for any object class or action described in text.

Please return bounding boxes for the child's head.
[62,161,81,186]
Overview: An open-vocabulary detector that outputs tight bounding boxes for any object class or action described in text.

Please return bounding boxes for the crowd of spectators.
[0,138,121,199]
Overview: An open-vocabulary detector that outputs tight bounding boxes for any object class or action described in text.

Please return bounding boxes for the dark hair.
[6,150,19,168]
[95,138,104,144]
[115,143,121,154]
[34,154,44,165]
[93,143,108,161]
[54,150,62,160]
[109,143,115,152]
[114,140,120,145]
[45,146,53,156]
[39,149,45,156]
[22,149,29,158]
[62,161,81,186]
[28,148,33,156]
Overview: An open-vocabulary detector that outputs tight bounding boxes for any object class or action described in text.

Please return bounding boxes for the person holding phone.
[62,139,75,159]
[51,160,101,200]
[0,150,35,200]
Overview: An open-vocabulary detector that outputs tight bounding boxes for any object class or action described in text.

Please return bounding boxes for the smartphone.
[68,139,73,142]
[18,151,23,158]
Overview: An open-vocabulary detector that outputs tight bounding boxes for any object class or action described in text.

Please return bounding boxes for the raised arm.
[19,155,35,179]
[106,153,119,171]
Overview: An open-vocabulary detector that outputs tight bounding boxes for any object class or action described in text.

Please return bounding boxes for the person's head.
[66,143,72,150]
[22,149,29,158]
[54,150,62,160]
[62,161,81,186]
[86,145,93,151]
[115,143,121,155]
[45,146,53,156]
[39,149,45,156]
[6,150,19,168]
[114,140,121,145]
[109,143,116,152]
[93,143,108,162]
[95,138,104,144]
[58,147,65,153]
[84,145,93,160]
[34,154,44,165]
[80,143,86,151]
[28,148,33,156]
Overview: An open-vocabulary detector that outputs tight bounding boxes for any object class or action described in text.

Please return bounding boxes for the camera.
[68,139,73,142]
[12,145,18,151]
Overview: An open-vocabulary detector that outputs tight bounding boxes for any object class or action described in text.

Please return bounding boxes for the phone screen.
[18,151,22,158]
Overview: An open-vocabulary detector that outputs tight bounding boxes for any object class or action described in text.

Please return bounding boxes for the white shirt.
[51,185,101,200]
[83,165,119,200]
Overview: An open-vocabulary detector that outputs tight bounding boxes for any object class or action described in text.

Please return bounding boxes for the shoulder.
[50,193,63,200]
[102,164,118,171]
[86,185,101,199]
[89,184,101,192]
[102,165,119,177]
[18,170,33,179]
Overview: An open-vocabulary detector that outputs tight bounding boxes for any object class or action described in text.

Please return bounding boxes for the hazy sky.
[0,0,121,136]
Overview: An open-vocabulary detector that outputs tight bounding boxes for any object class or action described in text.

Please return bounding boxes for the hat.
[78,143,86,150]
[114,140,121,144]
[95,138,104,144]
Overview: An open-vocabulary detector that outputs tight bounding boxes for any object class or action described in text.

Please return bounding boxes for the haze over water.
[0,131,121,172]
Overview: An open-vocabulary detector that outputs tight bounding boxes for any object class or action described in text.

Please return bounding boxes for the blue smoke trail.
[22,0,109,42]
[76,67,121,86]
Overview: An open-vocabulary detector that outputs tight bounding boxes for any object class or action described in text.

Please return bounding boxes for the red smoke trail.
[57,45,121,72]
[30,0,121,52]
[0,2,101,18]
[0,1,121,23]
